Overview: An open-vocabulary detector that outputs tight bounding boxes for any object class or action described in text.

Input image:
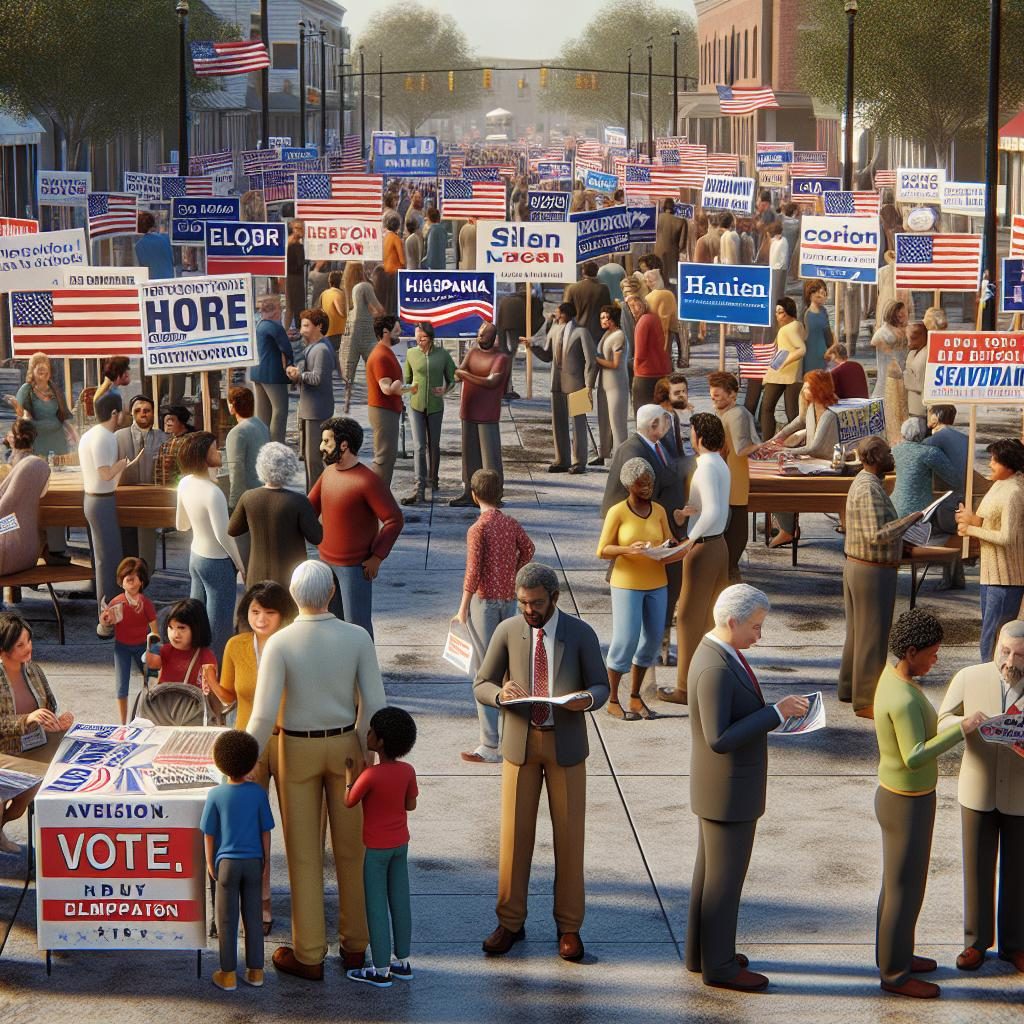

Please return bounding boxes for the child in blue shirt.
[200,729,274,991]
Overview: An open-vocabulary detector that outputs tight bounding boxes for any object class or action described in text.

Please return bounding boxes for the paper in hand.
[775,692,826,736]
[501,691,591,707]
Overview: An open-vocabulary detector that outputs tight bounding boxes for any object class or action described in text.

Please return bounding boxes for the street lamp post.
[646,39,653,158]
[360,46,366,158]
[298,20,307,147]
[671,28,680,136]
[626,50,632,152]
[378,52,384,133]
[842,1,857,190]
[339,54,347,154]
[982,0,1001,330]
[176,0,189,174]
[319,23,327,152]
[259,0,269,147]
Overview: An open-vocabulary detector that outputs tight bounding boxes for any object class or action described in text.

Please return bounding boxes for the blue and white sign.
[527,191,570,223]
[397,270,496,339]
[269,136,292,149]
[123,171,165,203]
[141,274,257,375]
[170,197,240,245]
[373,136,438,176]
[1001,258,1024,314]
[941,181,985,217]
[37,170,92,208]
[476,221,577,283]
[755,143,794,170]
[626,198,656,245]
[204,222,286,276]
[436,156,452,176]
[569,207,630,261]
[537,161,572,181]
[677,262,772,328]
[701,175,755,213]
[583,169,619,193]
[791,177,842,197]
[280,146,319,164]
[799,214,880,283]
[895,168,945,204]
[673,202,695,220]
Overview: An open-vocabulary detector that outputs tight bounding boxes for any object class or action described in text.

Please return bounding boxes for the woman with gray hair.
[891,417,958,519]
[228,442,323,588]
[597,456,683,720]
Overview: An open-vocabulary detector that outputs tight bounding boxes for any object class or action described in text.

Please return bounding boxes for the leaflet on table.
[501,691,591,707]
[775,692,826,735]
[779,458,841,476]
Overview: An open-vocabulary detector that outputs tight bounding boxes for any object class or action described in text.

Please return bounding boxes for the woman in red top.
[145,598,217,687]
[628,293,670,413]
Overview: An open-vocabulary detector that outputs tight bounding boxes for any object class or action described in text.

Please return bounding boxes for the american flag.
[624,164,685,197]
[716,84,779,115]
[439,178,507,219]
[679,144,708,188]
[10,287,142,357]
[241,148,279,175]
[707,153,740,175]
[657,149,680,165]
[399,288,495,329]
[790,151,828,176]
[295,173,383,220]
[576,139,603,160]
[190,40,270,77]
[823,191,880,217]
[1010,214,1024,256]
[87,193,138,241]
[462,166,502,182]
[325,135,364,172]
[162,176,215,199]
[736,340,778,380]
[189,149,234,175]
[575,155,604,177]
[874,169,897,189]
[248,169,295,204]
[894,233,983,291]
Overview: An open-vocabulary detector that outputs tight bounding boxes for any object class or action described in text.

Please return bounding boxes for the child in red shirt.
[100,557,158,723]
[145,598,217,687]
[344,707,418,988]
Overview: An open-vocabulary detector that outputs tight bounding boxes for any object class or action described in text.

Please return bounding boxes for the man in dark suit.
[686,584,808,990]
[655,198,687,295]
[474,562,609,963]
[564,260,611,342]
[496,285,544,400]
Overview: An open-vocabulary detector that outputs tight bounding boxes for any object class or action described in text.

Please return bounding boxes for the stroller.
[131,634,234,727]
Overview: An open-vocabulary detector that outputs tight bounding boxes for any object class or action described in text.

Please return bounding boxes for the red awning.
[999,109,1024,138]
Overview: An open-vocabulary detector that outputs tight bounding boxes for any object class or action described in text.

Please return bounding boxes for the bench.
[0,560,95,644]
[901,545,962,609]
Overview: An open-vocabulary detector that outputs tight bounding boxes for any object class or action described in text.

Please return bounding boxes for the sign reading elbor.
[677,262,772,328]
[204,222,286,276]
[373,136,438,176]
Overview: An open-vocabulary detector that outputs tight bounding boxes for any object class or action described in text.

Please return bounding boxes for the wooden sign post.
[524,283,534,399]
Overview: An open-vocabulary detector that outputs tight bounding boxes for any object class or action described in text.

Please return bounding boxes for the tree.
[0,0,237,169]
[542,1,698,139]
[353,3,482,136]
[797,0,1024,168]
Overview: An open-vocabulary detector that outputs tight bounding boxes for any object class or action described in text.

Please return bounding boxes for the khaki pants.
[251,736,281,923]
[497,728,587,934]
[278,730,368,965]
[674,537,729,697]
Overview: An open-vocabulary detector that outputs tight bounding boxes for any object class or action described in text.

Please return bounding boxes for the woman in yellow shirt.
[319,270,348,355]
[597,457,682,720]
[760,295,807,442]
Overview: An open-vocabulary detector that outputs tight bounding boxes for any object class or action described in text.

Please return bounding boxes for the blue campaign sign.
[569,206,631,261]
[373,136,438,176]
[281,146,319,164]
[673,202,695,219]
[527,191,570,223]
[397,270,496,339]
[583,169,619,193]
[537,161,572,181]
[791,177,842,197]
[170,197,240,245]
[626,200,656,244]
[205,221,286,276]
[436,156,452,176]
[1001,258,1024,314]
[677,262,773,328]
[756,148,793,170]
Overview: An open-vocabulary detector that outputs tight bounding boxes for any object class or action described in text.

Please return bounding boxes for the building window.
[273,42,297,70]
[744,29,749,79]
[753,27,758,80]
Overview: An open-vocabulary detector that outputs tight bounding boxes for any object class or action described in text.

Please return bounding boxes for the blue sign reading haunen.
[677,262,773,328]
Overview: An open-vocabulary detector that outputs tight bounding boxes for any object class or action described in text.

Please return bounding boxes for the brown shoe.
[911,955,937,973]
[881,977,940,998]
[999,950,1024,972]
[707,967,769,991]
[482,925,525,956]
[686,953,748,974]
[558,932,584,962]
[272,946,324,980]
[657,686,688,705]
[956,947,984,970]
[341,948,367,971]
[854,706,875,720]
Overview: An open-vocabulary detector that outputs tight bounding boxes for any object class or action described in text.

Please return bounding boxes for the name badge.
[21,723,46,753]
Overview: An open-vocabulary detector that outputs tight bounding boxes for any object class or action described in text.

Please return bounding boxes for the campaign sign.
[896,168,945,204]
[63,266,149,287]
[677,262,772,328]
[791,177,842,198]
[924,331,1024,405]
[304,219,383,261]
[141,274,257,375]
[537,161,572,181]
[799,214,880,283]
[568,207,630,261]
[436,156,452,177]
[701,175,755,213]
[834,398,886,445]
[373,135,438,176]
[626,198,656,245]
[759,170,787,189]
[462,165,502,183]
[0,229,88,292]
[204,222,286,276]
[0,217,39,236]
[755,142,793,169]
[527,191,570,223]
[280,146,319,164]
[583,169,619,193]
[38,170,92,208]
[476,221,577,283]
[169,197,240,246]
[605,128,627,148]
[123,172,165,203]
[1001,258,1024,314]
[941,181,985,216]
[269,136,292,148]
[397,270,496,339]
[673,202,695,220]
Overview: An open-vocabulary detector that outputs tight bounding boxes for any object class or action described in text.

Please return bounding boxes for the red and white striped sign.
[678,144,708,188]
[10,286,143,357]
[1010,214,1024,257]
[707,153,740,175]
[0,217,39,236]
[874,169,897,189]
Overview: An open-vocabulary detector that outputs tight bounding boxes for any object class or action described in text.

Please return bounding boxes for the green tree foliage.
[0,0,237,168]
[542,1,697,139]
[353,3,482,136]
[797,0,1024,167]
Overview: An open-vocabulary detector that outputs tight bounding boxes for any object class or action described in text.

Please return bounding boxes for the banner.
[204,222,286,276]
[923,331,1024,405]
[700,175,755,213]
[605,128,627,148]
[758,170,787,189]
[791,176,842,198]
[583,169,618,193]
[123,172,165,203]
[63,266,149,287]
[799,215,880,283]
[673,202,695,220]
[755,142,793,169]
[537,161,572,181]
[941,181,985,216]
[141,275,257,375]
[37,170,92,207]
[0,217,39,236]
[462,166,502,183]
[303,219,383,261]
[527,191,570,223]
[280,146,319,165]
[397,270,496,338]
[626,198,656,245]
[169,196,240,245]
[568,207,630,261]
[373,135,438,176]
[677,262,772,328]
[895,168,945,204]
[476,221,577,282]
[0,229,88,292]
[1001,258,1024,314]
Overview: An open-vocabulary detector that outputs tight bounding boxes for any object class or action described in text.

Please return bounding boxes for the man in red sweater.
[310,416,404,639]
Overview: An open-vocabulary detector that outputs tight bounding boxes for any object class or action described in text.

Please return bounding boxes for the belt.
[529,724,555,732]
[282,724,354,738]
[845,555,899,569]
[692,533,724,544]
[85,491,117,498]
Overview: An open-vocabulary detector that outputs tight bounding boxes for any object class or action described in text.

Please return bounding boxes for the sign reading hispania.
[303,220,383,260]
[677,262,772,328]
[923,331,1024,405]
[476,221,577,283]
[141,275,257,375]
[799,215,880,283]
[397,270,496,339]
[568,207,630,262]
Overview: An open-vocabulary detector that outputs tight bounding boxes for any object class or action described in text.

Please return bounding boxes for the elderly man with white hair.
[685,584,809,991]
[247,559,387,981]
[939,619,1024,974]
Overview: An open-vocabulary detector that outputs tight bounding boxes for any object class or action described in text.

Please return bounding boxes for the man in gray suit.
[115,395,167,574]
[286,307,335,489]
[563,260,611,343]
[474,562,609,963]
[522,302,597,474]
[686,585,808,991]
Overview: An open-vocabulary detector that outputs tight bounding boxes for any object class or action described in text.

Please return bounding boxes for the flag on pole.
[87,193,138,241]
[623,164,686,197]
[736,340,778,380]
[716,85,779,115]
[894,233,983,291]
[190,40,271,77]
[874,169,897,189]
[295,174,384,219]
[823,191,881,218]
[1010,214,1024,257]
[439,178,507,219]
[161,176,215,199]
[10,288,143,357]
[678,144,708,188]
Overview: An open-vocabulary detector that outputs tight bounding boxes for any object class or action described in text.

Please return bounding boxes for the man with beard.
[939,621,1024,974]
[115,395,168,573]
[286,308,335,489]
[450,323,512,507]
[309,416,404,639]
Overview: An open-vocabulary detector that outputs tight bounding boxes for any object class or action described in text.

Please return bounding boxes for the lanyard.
[253,633,262,668]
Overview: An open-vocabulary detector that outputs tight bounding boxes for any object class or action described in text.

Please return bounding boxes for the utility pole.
[982,0,1001,330]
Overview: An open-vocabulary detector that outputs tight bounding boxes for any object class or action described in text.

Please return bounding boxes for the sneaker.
[346,966,392,988]
[243,968,264,987]
[460,745,502,764]
[389,960,414,981]
[212,970,237,991]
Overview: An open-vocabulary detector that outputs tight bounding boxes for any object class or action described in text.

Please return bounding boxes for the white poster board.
[0,229,89,292]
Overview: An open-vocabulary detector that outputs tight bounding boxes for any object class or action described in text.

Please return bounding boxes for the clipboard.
[567,387,593,418]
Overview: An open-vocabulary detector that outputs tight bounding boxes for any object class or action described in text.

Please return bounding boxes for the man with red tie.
[473,562,609,962]
[685,584,809,991]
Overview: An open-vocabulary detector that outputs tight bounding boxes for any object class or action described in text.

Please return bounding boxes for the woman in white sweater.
[176,432,245,660]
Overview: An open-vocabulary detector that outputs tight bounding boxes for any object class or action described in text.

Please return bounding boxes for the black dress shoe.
[568,465,585,475]
[482,925,525,955]
[506,391,521,400]
[547,464,569,473]
[449,494,475,507]
[588,456,605,467]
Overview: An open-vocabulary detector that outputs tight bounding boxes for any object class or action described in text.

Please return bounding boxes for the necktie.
[532,628,549,726]
[655,442,668,466]
[736,650,764,702]
[673,415,683,456]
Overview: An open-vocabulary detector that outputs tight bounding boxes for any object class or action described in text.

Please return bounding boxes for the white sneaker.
[460,745,502,764]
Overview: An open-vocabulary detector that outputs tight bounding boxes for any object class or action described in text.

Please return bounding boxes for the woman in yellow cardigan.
[759,296,806,442]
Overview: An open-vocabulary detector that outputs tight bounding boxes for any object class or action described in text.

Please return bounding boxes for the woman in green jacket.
[873,609,987,999]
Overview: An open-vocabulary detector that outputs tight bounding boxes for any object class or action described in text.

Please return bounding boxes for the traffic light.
[575,73,583,89]
[483,68,492,89]
[590,73,598,90]
[539,66,548,88]
[420,74,428,91]
[404,75,414,92]
[448,70,455,92]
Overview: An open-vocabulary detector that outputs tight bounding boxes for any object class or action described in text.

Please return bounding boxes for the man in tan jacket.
[938,619,1024,973]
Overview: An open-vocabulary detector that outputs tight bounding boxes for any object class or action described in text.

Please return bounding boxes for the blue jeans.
[189,553,238,660]
[363,844,412,970]
[607,585,668,673]
[468,596,516,749]
[113,641,147,700]
[979,584,1024,661]
[330,562,374,639]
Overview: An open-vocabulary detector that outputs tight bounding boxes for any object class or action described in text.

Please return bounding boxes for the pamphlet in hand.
[902,491,954,548]
[978,712,1024,757]
[442,624,475,676]
[638,540,682,561]
[775,692,826,736]
[501,691,592,707]
[769,349,789,371]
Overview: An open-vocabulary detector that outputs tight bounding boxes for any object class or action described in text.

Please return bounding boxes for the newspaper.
[903,491,953,548]
[501,691,591,707]
[775,692,826,736]
[637,540,683,561]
